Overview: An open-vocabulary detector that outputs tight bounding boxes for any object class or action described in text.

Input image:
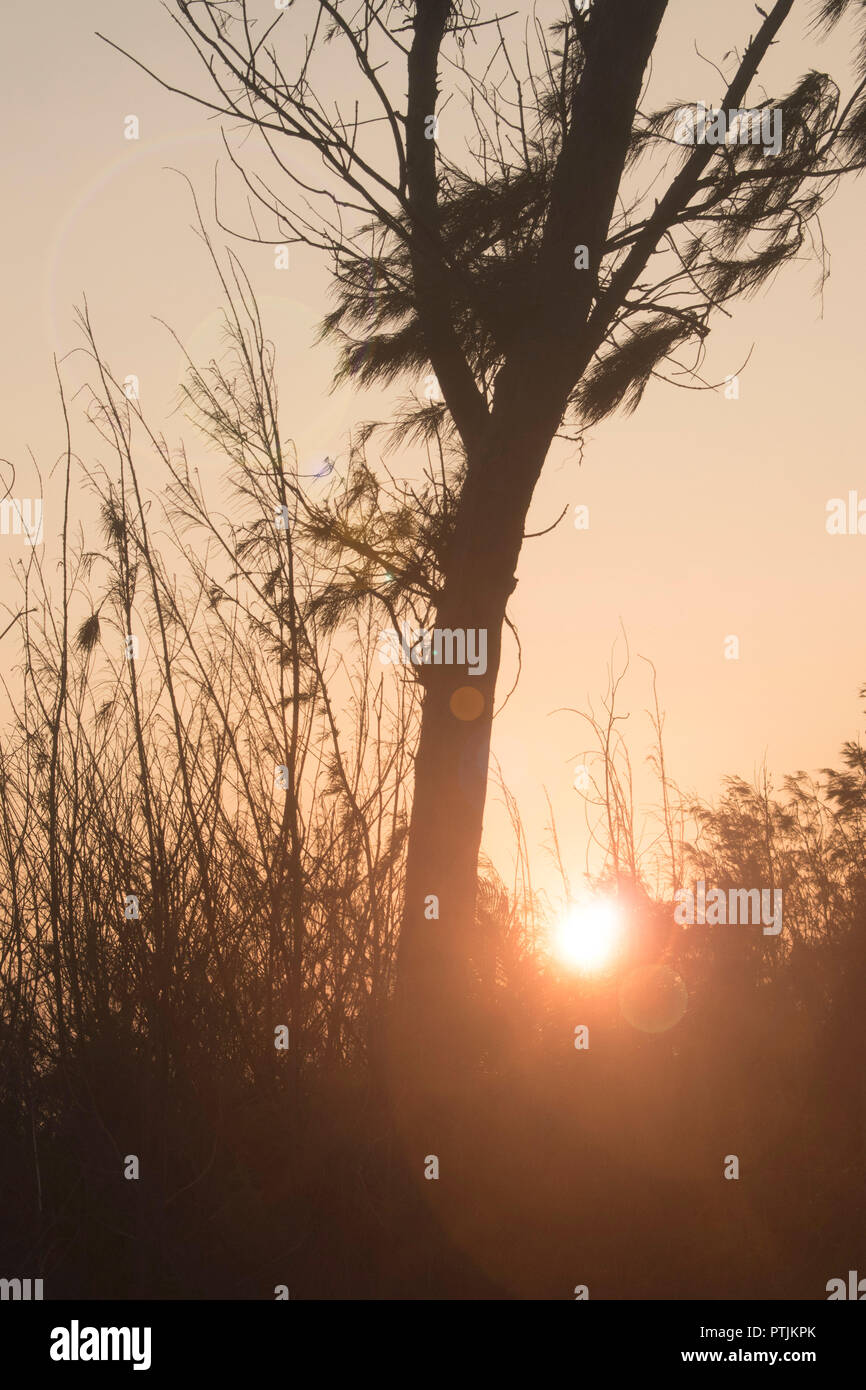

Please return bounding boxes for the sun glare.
[554,897,624,973]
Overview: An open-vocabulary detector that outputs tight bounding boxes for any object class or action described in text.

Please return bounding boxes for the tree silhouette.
[104,0,866,1088]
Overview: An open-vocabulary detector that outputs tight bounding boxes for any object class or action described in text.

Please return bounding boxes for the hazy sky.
[3,0,865,907]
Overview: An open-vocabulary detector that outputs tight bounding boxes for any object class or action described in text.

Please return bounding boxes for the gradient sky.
[2,0,865,908]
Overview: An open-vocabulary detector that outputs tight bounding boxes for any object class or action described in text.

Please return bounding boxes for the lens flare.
[553,897,624,973]
[620,964,688,1033]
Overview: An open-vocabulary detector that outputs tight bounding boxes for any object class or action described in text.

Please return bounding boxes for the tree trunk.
[393,363,570,1095]
[391,0,670,1109]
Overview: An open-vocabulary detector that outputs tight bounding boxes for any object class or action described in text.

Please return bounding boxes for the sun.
[553,897,624,973]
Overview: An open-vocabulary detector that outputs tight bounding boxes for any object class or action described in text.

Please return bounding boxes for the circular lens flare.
[620,964,688,1033]
[553,897,624,973]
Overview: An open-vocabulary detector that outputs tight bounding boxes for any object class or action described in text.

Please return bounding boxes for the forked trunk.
[393,370,568,1096]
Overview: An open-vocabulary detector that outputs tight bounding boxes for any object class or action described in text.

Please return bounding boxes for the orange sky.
[2,0,865,908]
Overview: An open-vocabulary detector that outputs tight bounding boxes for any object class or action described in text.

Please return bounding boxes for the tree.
[105,0,866,1082]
